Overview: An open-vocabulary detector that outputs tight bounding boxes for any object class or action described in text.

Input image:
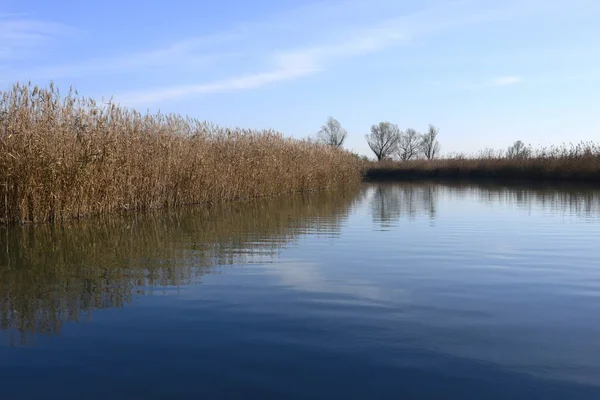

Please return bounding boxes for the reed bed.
[0,83,363,224]
[365,143,600,182]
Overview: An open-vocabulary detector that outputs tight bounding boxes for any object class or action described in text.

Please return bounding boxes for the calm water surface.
[1,182,600,399]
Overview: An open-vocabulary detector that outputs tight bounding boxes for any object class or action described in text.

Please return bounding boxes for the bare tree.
[396,128,420,160]
[366,122,400,161]
[506,140,531,159]
[420,124,441,159]
[317,116,347,148]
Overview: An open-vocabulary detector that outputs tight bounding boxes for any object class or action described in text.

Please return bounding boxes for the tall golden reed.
[0,83,363,224]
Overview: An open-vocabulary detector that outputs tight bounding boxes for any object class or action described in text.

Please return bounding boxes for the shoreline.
[364,160,600,184]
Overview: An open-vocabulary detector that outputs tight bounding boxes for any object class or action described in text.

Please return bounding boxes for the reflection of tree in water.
[0,188,360,345]
[369,181,600,229]
[461,183,600,219]
[370,183,438,228]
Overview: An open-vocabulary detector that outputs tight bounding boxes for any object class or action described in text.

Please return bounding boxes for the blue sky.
[1,0,599,156]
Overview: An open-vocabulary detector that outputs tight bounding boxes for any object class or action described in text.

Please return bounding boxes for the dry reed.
[0,83,363,224]
[366,143,600,182]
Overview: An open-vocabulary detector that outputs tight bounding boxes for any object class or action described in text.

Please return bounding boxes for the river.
[1,182,600,399]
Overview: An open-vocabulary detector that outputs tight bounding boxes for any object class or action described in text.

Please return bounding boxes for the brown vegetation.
[0,83,363,224]
[365,142,600,182]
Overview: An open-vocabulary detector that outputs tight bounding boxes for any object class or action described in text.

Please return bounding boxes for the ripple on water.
[1,182,600,399]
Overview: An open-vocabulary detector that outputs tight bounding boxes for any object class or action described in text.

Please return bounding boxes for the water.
[1,182,600,399]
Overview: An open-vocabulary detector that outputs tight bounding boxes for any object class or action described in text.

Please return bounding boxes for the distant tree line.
[316,117,559,163]
[316,117,440,161]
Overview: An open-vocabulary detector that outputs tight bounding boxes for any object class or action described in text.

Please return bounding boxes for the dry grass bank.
[365,145,600,183]
[0,83,363,224]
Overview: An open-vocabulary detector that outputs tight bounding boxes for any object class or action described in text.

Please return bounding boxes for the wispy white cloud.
[4,0,568,104]
[116,22,409,105]
[0,16,73,59]
[491,76,522,87]
[118,3,459,106]
[118,65,320,104]
[115,0,554,105]
[457,75,524,91]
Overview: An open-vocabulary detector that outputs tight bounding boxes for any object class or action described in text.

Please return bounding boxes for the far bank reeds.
[366,143,600,183]
[0,83,363,224]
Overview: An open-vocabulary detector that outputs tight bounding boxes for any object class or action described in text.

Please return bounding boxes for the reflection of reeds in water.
[0,188,360,344]
[368,182,600,228]
[442,182,600,220]
[4,182,597,344]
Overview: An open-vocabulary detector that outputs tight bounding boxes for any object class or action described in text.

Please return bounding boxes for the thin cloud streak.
[491,76,522,86]
[118,65,321,104]
[116,19,412,105]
